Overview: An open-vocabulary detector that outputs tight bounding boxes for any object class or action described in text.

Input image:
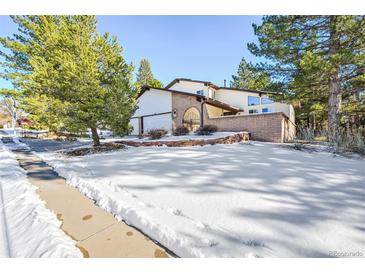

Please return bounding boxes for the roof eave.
[165,78,219,90]
[139,85,206,99]
[205,98,240,113]
[138,86,239,113]
[218,86,281,95]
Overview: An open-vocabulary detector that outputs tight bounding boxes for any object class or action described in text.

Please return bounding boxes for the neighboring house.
[0,110,32,129]
[17,117,33,127]
[130,78,296,142]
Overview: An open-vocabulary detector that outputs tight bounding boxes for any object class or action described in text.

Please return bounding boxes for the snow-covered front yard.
[28,140,365,258]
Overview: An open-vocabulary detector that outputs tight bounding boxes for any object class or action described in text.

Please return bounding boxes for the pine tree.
[0,16,137,146]
[136,58,164,89]
[248,16,365,135]
[230,57,271,90]
[136,59,154,86]
[149,78,164,89]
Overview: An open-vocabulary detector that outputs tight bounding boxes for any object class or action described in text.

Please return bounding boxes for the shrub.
[66,136,78,142]
[295,125,365,155]
[173,126,189,136]
[147,128,168,139]
[329,126,365,154]
[296,125,329,142]
[296,126,315,142]
[196,124,218,135]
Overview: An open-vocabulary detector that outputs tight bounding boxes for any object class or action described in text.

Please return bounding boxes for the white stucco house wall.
[130,88,172,135]
[130,78,296,142]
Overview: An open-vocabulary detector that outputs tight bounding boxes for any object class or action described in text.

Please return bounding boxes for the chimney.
[224,79,227,87]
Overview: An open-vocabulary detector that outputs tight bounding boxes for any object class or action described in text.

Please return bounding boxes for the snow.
[0,140,82,258]
[31,140,365,258]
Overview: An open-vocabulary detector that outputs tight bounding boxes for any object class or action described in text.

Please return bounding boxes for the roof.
[139,86,239,113]
[138,86,205,99]
[165,78,220,90]
[204,98,240,113]
[165,78,278,95]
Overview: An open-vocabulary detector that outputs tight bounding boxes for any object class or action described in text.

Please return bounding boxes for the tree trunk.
[328,72,341,135]
[11,98,17,137]
[328,16,341,140]
[11,112,17,136]
[91,126,100,146]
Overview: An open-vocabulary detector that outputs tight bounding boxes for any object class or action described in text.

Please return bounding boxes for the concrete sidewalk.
[12,148,171,258]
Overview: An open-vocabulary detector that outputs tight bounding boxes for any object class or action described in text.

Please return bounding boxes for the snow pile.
[0,141,82,258]
[35,142,365,257]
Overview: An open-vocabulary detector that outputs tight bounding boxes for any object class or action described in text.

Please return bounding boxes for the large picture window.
[261,98,274,104]
[248,96,260,106]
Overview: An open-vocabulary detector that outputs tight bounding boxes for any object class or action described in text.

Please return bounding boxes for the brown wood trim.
[138,87,239,113]
[205,98,239,113]
[132,111,172,119]
[200,102,204,127]
[138,86,205,99]
[137,117,144,135]
[164,78,278,95]
[165,78,219,90]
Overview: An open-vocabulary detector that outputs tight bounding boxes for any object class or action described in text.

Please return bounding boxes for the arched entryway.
[183,107,201,132]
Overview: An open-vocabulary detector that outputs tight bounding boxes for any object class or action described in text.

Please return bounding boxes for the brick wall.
[172,93,202,130]
[171,93,296,143]
[283,118,296,142]
[206,112,287,142]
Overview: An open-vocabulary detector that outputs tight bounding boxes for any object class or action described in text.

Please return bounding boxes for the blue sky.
[0,15,263,89]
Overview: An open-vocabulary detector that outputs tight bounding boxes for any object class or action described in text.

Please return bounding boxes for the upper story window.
[261,98,274,104]
[196,90,204,96]
[248,96,260,106]
[262,108,272,113]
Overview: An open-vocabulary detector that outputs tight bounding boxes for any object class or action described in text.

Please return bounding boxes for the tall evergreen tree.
[136,58,163,89]
[248,16,365,135]
[230,57,272,90]
[136,59,154,86]
[0,16,136,146]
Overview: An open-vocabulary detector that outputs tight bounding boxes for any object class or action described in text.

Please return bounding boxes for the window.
[196,90,204,96]
[248,96,260,106]
[262,108,272,113]
[261,98,274,104]
[249,109,259,114]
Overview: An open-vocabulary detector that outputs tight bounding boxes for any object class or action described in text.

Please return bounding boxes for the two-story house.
[130,78,296,142]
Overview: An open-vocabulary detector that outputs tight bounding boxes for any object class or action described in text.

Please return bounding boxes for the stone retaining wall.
[116,132,250,147]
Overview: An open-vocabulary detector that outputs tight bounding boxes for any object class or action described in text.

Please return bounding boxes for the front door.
[183,107,201,132]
